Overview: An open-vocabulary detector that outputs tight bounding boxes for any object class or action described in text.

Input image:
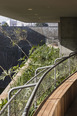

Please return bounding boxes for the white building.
[7,19,17,26]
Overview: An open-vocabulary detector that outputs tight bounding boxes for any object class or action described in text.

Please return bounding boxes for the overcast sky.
[0,15,10,23]
[0,15,58,26]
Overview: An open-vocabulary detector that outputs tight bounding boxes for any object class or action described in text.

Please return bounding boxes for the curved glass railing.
[0,52,77,116]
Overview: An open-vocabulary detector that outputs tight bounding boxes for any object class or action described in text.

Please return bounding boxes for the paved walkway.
[65,97,77,116]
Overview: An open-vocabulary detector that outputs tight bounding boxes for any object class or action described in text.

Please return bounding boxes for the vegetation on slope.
[0,44,59,110]
[15,45,59,86]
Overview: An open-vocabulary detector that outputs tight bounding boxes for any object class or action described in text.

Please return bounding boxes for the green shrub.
[0,99,7,110]
[16,45,59,86]
[0,45,59,110]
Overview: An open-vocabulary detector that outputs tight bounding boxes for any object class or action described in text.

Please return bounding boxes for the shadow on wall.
[18,26,46,55]
[59,18,77,53]
[0,26,46,88]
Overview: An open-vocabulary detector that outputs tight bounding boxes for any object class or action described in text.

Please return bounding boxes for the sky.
[0,15,58,26]
[0,15,35,26]
[0,15,30,26]
[0,15,10,23]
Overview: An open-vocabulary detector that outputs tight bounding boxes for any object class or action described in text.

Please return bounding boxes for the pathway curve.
[65,96,77,116]
[34,72,77,116]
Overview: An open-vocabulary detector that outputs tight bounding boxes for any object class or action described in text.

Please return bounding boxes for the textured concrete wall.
[59,17,77,55]
[30,26,58,45]
[30,27,58,38]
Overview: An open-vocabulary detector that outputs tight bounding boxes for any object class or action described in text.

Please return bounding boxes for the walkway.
[65,96,77,116]
[34,72,77,116]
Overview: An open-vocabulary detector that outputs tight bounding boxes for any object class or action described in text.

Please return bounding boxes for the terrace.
[0,0,77,116]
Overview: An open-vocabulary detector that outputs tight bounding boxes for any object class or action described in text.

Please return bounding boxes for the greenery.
[0,44,77,115]
[15,45,59,86]
[0,99,7,110]
[2,22,9,27]
[0,45,59,110]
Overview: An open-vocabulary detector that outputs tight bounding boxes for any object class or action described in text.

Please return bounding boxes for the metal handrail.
[0,83,36,115]
[22,51,77,116]
[54,55,71,87]
[0,69,48,115]
[9,67,48,99]
[35,65,54,75]
[0,51,77,116]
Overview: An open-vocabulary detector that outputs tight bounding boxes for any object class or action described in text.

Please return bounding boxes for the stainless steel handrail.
[0,83,36,115]
[35,65,54,76]
[0,51,77,116]
[22,51,77,116]
[0,65,50,115]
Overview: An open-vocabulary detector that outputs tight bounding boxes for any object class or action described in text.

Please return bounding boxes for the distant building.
[17,21,26,26]
[7,19,27,26]
[7,19,17,26]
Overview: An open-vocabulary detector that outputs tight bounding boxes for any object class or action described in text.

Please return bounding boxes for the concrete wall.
[30,26,58,45]
[30,26,58,38]
[59,17,77,55]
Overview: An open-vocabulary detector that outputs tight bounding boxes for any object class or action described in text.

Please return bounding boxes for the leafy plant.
[13,45,59,86]
[0,45,59,111]
[0,27,28,58]
[0,99,7,110]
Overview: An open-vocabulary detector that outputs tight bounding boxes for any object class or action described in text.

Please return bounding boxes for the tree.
[2,22,9,27]
[0,27,29,58]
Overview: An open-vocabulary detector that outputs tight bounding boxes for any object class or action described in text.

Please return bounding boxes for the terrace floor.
[65,96,77,116]
[34,72,77,116]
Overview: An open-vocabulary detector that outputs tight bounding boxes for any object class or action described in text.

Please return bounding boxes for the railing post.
[1,52,77,116]
[34,71,37,109]
[54,62,56,88]
[8,92,11,116]
[68,58,70,76]
[54,58,60,88]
